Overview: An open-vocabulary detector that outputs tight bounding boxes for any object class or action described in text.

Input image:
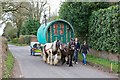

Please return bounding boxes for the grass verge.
[14,44,28,46]
[78,53,119,73]
[3,50,14,78]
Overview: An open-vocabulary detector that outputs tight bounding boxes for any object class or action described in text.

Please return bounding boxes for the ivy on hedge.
[89,5,119,53]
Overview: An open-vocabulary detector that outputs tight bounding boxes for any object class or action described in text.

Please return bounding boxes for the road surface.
[9,45,118,78]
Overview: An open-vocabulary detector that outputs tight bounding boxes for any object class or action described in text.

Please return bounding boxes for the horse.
[43,40,61,65]
[60,40,75,67]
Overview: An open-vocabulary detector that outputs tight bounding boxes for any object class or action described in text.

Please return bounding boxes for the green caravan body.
[37,19,74,44]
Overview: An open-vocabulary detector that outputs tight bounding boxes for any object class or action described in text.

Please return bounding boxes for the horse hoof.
[62,63,64,65]
[44,61,47,63]
[54,64,57,66]
[69,65,73,67]
[61,62,65,65]
[47,62,50,64]
[50,61,52,65]
[66,63,69,65]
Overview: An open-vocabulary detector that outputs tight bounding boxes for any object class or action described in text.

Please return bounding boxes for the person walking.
[73,38,80,64]
[31,43,38,56]
[80,40,89,65]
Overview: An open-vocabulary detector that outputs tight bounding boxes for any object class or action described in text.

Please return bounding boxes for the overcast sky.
[0,22,5,35]
[48,0,62,14]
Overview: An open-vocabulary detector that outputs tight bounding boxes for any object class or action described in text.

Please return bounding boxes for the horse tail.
[52,40,57,52]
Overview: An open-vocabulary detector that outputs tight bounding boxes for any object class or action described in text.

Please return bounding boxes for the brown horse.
[60,41,75,67]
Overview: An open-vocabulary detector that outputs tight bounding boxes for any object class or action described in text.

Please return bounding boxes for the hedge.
[89,5,119,54]
[12,38,19,44]
[19,35,25,44]
[18,35,31,45]
[12,35,32,45]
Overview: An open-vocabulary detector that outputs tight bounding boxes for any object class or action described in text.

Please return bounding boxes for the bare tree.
[1,0,47,37]
[30,0,47,22]
[1,2,31,37]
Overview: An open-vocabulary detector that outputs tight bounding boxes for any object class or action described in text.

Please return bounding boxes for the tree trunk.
[17,28,20,38]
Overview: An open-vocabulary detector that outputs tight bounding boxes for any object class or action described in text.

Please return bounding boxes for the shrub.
[18,35,32,45]
[24,35,31,45]
[89,5,119,54]
[19,35,25,44]
[12,38,19,44]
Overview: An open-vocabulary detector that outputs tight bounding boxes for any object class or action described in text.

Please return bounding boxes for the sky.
[48,0,62,14]
[40,0,63,23]
[0,22,5,35]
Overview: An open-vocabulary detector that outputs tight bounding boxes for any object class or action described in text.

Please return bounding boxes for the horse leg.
[61,52,65,65]
[69,54,73,67]
[47,55,49,64]
[54,54,58,65]
[50,51,53,65]
[66,56,69,65]
[43,52,47,63]
[46,52,50,64]
[61,55,65,65]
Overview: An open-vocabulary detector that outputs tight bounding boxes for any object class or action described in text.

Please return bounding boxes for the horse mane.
[67,42,70,49]
[52,40,57,52]
[45,43,53,50]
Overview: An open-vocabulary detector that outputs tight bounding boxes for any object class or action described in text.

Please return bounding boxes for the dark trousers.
[73,50,78,63]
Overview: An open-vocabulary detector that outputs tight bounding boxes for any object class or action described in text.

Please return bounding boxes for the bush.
[59,2,117,39]
[19,35,25,44]
[12,38,19,44]
[89,5,119,54]
[10,35,32,45]
[18,35,32,45]
[24,35,31,45]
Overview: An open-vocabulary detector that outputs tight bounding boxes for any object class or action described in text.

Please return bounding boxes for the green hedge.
[19,35,31,45]
[89,5,119,54]
[11,35,31,45]
[24,35,31,45]
[12,38,19,44]
[19,35,25,44]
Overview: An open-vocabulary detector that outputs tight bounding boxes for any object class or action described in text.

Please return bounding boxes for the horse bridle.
[69,41,75,50]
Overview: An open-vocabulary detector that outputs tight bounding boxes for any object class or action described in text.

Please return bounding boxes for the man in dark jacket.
[73,38,80,64]
[80,41,89,65]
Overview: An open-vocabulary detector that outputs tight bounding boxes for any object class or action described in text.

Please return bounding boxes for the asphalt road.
[9,45,118,78]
